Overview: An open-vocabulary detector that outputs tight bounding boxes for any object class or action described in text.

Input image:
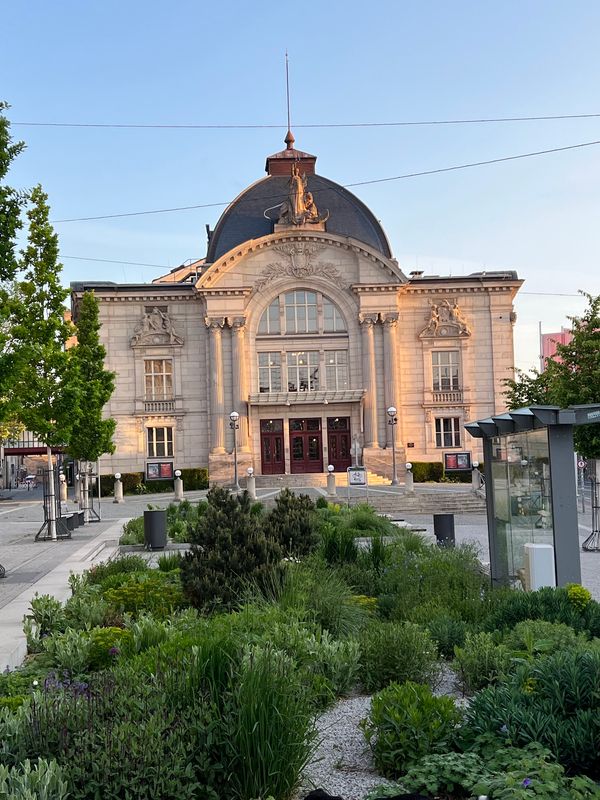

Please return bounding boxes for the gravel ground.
[295,694,392,800]
[295,665,465,800]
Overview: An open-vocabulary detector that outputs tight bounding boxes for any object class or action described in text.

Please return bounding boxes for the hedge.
[99,467,208,496]
[409,461,484,483]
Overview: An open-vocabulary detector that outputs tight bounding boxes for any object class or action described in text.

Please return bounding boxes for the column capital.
[383,312,399,327]
[205,316,225,332]
[229,316,247,331]
[359,313,379,328]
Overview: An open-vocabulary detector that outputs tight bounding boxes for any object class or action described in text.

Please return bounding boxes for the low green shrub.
[0,696,26,712]
[359,621,440,692]
[27,594,66,637]
[64,585,108,630]
[502,618,589,658]
[85,555,148,586]
[103,570,185,618]
[42,628,92,675]
[0,758,69,800]
[482,585,600,637]
[123,613,170,656]
[361,681,461,776]
[119,516,145,544]
[367,751,489,799]
[410,461,444,482]
[461,648,600,777]
[427,615,468,660]
[452,631,511,692]
[88,626,132,670]
[100,469,208,497]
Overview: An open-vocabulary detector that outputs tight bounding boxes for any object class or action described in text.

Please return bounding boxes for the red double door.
[260,417,352,475]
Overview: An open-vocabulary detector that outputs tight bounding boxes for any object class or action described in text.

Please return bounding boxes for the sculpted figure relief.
[420,298,471,338]
[277,162,329,226]
[131,307,184,346]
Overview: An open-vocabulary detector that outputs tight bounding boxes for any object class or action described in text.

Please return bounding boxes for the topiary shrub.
[361,681,461,777]
[359,620,440,691]
[181,486,282,613]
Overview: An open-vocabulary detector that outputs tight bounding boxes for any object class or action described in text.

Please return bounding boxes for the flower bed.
[2,489,600,799]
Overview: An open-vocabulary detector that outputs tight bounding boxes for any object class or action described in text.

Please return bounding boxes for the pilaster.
[206,317,226,454]
[230,317,249,451]
[360,313,379,447]
[382,313,399,446]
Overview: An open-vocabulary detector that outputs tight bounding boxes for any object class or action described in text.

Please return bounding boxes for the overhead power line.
[12,112,600,130]
[52,137,600,223]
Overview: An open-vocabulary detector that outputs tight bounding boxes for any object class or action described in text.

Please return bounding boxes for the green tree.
[11,185,79,536]
[0,101,26,425]
[68,290,116,463]
[504,292,600,458]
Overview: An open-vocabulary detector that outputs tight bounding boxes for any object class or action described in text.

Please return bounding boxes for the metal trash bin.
[71,512,80,529]
[64,515,75,531]
[433,513,455,547]
[78,511,85,526]
[144,509,167,550]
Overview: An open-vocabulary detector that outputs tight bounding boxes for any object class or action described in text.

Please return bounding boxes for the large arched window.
[257,290,347,336]
[256,290,349,393]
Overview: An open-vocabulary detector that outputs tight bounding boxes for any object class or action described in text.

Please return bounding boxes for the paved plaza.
[0,481,598,670]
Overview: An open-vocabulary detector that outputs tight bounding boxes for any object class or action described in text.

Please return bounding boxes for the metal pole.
[390,419,398,486]
[233,424,240,491]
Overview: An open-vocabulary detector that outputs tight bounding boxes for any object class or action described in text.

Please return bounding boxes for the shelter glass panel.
[490,428,554,583]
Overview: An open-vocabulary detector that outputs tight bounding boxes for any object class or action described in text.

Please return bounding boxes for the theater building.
[71,133,522,483]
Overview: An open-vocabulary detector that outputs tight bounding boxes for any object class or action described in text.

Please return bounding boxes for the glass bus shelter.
[465,404,600,588]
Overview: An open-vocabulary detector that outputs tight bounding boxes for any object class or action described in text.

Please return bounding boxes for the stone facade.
[71,140,521,483]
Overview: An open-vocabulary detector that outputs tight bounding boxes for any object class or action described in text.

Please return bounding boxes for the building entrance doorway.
[260,419,284,475]
[290,418,323,474]
[327,417,352,472]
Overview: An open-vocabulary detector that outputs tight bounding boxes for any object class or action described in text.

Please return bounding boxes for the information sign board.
[444,452,472,472]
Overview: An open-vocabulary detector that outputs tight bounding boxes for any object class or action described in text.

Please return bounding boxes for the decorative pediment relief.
[131,307,184,347]
[419,299,471,338]
[254,242,349,293]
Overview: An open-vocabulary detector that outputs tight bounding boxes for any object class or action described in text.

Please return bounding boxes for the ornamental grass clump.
[361,681,461,777]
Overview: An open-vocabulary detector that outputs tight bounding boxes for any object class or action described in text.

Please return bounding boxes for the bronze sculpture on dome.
[277,162,329,226]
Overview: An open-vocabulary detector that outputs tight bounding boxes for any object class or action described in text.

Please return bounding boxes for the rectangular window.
[432,351,460,391]
[144,359,173,400]
[287,351,319,391]
[435,417,461,448]
[325,350,349,389]
[258,352,281,393]
[147,426,174,458]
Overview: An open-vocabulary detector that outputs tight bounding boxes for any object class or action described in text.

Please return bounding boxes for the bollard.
[326,464,337,497]
[113,473,124,504]
[174,469,184,502]
[59,474,68,502]
[405,462,414,493]
[472,461,482,490]
[246,467,256,500]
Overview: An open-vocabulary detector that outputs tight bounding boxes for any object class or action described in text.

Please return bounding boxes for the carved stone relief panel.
[419,299,471,339]
[131,307,184,347]
[254,242,349,293]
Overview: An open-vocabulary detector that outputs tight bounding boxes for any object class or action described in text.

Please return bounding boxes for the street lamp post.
[229,411,240,491]
[387,406,398,486]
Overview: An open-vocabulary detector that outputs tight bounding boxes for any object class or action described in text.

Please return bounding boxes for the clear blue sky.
[4,1,600,371]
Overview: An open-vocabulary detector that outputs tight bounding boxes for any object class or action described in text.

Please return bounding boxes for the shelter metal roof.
[465,404,600,439]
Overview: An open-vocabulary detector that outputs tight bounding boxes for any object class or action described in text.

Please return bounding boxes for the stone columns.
[206,317,226,454]
[231,317,249,451]
[383,313,399,447]
[360,314,379,448]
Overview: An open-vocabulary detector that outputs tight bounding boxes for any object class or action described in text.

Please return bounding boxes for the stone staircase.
[254,470,387,489]
[350,488,486,514]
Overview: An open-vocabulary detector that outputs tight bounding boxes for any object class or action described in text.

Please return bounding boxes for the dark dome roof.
[206,174,392,262]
